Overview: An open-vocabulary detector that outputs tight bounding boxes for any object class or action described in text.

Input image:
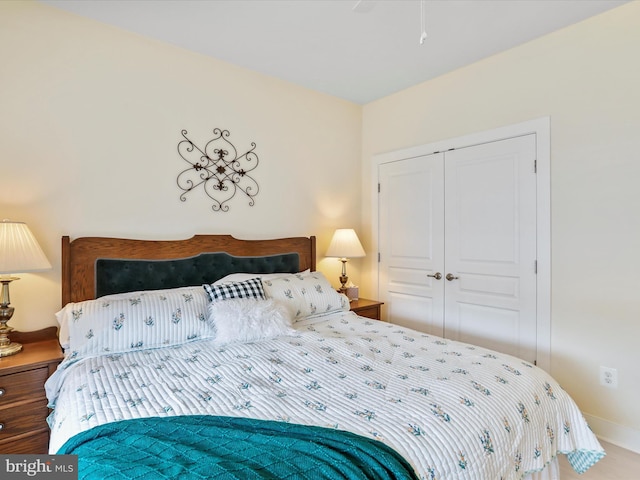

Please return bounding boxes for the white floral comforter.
[46,311,604,479]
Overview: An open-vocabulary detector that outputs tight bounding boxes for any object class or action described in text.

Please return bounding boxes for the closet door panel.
[448,302,522,356]
[378,153,445,336]
[387,291,440,335]
[443,135,537,362]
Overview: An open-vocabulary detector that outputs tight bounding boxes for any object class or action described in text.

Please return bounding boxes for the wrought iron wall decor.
[176,128,260,212]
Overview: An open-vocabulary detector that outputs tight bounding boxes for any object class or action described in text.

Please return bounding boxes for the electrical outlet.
[599,366,618,388]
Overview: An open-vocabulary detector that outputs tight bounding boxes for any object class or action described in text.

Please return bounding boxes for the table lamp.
[326,228,365,293]
[0,220,51,357]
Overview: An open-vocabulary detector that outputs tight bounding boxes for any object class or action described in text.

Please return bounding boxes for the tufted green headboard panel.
[95,252,300,298]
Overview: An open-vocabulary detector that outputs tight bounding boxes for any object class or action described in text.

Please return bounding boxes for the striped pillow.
[262,271,349,321]
[203,277,265,302]
[56,286,211,358]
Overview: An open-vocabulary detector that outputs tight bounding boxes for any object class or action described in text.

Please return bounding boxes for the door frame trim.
[371,117,550,371]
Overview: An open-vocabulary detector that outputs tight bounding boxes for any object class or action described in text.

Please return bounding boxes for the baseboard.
[585,413,640,454]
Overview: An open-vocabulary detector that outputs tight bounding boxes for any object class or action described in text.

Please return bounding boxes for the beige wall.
[3,0,638,452]
[362,2,640,450]
[0,2,362,331]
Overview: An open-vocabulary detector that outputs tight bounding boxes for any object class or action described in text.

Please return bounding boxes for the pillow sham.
[97,285,199,301]
[203,277,265,302]
[56,286,211,357]
[57,285,205,350]
[262,271,349,321]
[213,270,310,285]
[208,298,294,345]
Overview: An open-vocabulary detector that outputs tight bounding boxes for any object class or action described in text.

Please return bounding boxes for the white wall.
[361,2,640,450]
[0,1,362,332]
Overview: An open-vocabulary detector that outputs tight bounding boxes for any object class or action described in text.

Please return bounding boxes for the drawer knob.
[0,423,4,430]
[0,388,4,397]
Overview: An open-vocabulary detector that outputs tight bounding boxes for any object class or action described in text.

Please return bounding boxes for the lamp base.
[338,275,348,294]
[338,258,349,293]
[0,341,22,357]
[0,288,21,356]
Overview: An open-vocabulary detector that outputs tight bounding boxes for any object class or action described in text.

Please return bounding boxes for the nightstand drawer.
[0,398,49,439]
[349,298,384,321]
[0,430,50,454]
[353,306,380,320]
[0,367,48,405]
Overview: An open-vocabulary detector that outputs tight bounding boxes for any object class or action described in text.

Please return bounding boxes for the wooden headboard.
[62,235,316,305]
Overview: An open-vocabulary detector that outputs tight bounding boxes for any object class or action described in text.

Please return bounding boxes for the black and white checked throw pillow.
[203,277,265,302]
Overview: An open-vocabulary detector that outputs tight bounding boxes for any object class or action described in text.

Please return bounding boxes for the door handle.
[427,272,442,280]
[446,273,459,281]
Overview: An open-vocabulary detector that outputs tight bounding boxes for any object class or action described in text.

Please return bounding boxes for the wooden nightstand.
[0,327,63,454]
[349,298,384,321]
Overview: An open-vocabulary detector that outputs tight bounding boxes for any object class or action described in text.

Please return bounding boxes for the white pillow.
[57,285,206,350]
[262,271,349,321]
[208,298,295,345]
[97,285,200,301]
[56,286,211,357]
[214,270,310,285]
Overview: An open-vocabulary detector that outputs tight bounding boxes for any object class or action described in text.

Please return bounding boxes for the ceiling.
[40,0,628,104]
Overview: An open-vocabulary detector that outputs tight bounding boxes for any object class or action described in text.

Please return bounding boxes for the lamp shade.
[0,220,51,274]
[326,229,365,259]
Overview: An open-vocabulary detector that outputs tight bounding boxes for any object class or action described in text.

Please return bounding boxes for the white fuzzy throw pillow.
[208,298,295,345]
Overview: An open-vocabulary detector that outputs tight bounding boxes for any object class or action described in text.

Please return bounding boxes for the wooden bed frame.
[62,235,316,305]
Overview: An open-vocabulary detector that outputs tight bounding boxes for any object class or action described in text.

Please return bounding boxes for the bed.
[46,234,605,479]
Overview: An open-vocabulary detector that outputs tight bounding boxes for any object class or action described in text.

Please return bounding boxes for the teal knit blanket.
[57,415,419,480]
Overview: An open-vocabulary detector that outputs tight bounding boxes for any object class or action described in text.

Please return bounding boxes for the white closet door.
[443,135,537,362]
[378,153,445,335]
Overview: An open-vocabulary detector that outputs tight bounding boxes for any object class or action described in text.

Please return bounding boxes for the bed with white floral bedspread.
[49,235,604,480]
[47,287,603,480]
